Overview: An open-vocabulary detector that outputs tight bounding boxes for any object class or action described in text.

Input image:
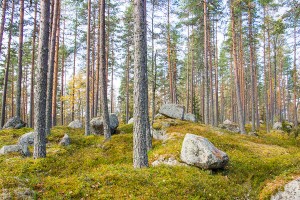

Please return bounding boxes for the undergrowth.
[0,120,299,199]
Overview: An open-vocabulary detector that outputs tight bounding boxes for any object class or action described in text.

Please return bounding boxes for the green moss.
[152,122,162,130]
[282,121,292,133]
[118,124,133,134]
[0,122,299,199]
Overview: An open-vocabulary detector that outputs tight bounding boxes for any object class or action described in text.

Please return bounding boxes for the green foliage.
[281,121,292,133]
[291,126,300,138]
[118,124,133,134]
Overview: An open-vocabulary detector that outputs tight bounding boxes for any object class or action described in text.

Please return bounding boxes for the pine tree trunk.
[11,64,14,117]
[248,2,256,131]
[144,0,152,151]
[34,0,51,159]
[167,0,173,103]
[204,0,209,124]
[0,0,7,58]
[95,5,101,117]
[91,6,96,118]
[85,0,91,136]
[110,39,114,113]
[16,0,25,119]
[263,7,270,133]
[45,0,59,135]
[151,0,156,123]
[29,0,38,128]
[125,45,130,124]
[230,0,246,134]
[186,22,190,113]
[214,20,219,125]
[52,2,61,127]
[100,0,111,139]
[72,11,78,121]
[1,1,14,128]
[293,24,298,126]
[61,18,65,125]
[267,12,273,126]
[207,13,214,126]
[133,0,149,168]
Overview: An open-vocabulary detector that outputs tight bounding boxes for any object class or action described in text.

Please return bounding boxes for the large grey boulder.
[90,113,119,135]
[127,118,134,124]
[180,133,229,169]
[273,122,282,130]
[59,134,70,146]
[68,120,82,129]
[184,113,197,122]
[0,145,30,157]
[159,104,185,120]
[90,117,104,135]
[18,132,35,147]
[271,178,300,200]
[3,117,26,129]
[110,113,119,130]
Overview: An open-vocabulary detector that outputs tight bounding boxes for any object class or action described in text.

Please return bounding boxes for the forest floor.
[0,119,300,199]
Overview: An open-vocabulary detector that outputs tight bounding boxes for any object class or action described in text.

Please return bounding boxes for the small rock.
[159,104,185,120]
[285,122,294,131]
[184,113,197,122]
[0,145,30,157]
[0,189,11,200]
[248,132,258,137]
[151,128,168,141]
[218,123,240,133]
[59,134,70,146]
[3,117,26,129]
[271,178,300,200]
[223,119,232,125]
[180,133,229,169]
[14,187,34,200]
[18,132,35,147]
[273,122,282,130]
[127,118,134,124]
[161,122,171,128]
[152,155,186,167]
[68,120,83,129]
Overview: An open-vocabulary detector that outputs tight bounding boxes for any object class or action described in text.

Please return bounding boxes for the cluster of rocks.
[0,132,70,157]
[68,113,119,135]
[273,121,294,132]
[128,104,197,125]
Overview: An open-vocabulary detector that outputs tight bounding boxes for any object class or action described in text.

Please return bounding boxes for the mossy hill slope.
[0,119,299,199]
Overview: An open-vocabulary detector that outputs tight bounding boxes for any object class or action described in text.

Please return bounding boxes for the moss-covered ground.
[0,120,299,199]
